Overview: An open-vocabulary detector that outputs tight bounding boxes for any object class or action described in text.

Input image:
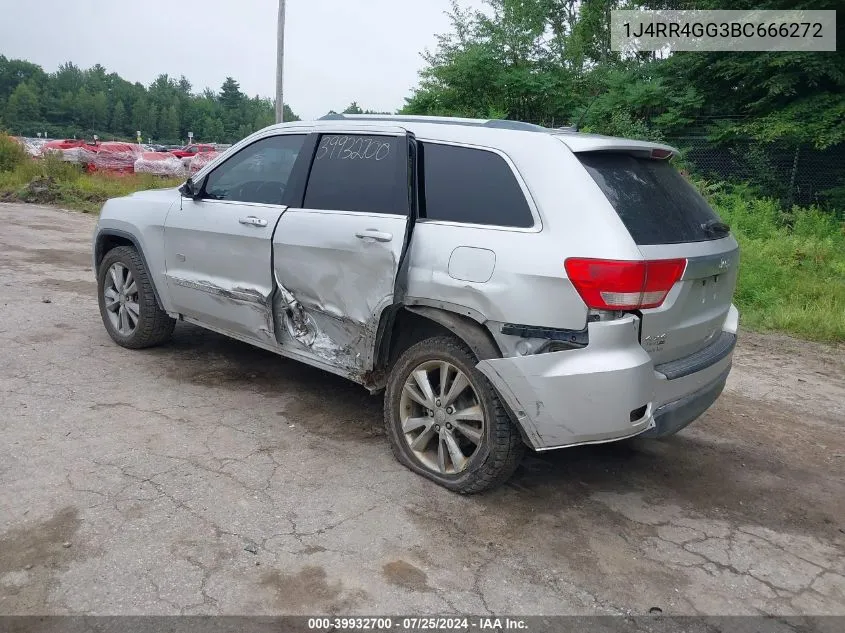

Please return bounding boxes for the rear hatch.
[569,142,738,365]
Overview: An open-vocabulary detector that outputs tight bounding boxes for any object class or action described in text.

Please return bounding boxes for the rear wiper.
[701,219,731,237]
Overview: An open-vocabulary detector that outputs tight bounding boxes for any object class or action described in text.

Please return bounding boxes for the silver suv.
[92,115,739,493]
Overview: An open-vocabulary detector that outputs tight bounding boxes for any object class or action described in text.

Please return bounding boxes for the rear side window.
[578,152,723,245]
[420,143,533,228]
[303,134,408,215]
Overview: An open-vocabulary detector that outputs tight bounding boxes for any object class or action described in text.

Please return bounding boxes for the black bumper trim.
[655,332,736,380]
[640,367,731,438]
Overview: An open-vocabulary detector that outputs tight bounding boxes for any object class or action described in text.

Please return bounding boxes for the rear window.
[578,152,723,245]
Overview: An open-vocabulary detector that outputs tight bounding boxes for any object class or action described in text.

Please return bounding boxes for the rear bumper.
[640,367,730,439]
[476,307,738,451]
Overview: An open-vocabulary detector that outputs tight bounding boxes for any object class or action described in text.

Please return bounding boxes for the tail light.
[564,258,687,310]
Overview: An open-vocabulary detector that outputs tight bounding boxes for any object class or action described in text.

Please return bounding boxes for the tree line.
[0,58,299,143]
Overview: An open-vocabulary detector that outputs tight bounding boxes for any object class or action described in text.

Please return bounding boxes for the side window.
[303,134,408,214]
[420,143,534,228]
[203,134,305,205]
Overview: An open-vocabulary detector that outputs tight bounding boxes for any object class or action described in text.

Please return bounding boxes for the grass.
[707,184,845,343]
[0,138,182,213]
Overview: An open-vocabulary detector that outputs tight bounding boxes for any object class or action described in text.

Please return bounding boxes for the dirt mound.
[18,177,61,204]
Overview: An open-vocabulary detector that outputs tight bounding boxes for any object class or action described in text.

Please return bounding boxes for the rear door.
[272,128,413,371]
[577,151,739,364]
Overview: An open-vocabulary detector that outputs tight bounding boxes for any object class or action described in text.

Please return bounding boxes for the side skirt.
[180,316,367,386]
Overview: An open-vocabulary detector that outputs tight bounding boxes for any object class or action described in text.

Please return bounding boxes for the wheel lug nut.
[427,410,434,417]
[434,425,440,432]
[446,406,454,414]
[435,399,441,407]
[446,423,453,430]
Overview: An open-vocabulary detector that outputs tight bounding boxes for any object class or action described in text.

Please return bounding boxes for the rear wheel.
[97,246,175,349]
[384,336,524,493]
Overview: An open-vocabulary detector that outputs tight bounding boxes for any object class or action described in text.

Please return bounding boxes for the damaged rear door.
[164,132,308,343]
[272,128,413,375]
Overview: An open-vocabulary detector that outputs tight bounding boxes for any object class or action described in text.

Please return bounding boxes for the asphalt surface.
[1,202,844,616]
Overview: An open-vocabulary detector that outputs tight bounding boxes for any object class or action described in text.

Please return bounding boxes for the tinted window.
[303,134,407,214]
[578,153,724,245]
[203,134,305,205]
[420,143,533,227]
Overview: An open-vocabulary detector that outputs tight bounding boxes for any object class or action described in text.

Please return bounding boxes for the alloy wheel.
[103,262,140,336]
[399,360,485,475]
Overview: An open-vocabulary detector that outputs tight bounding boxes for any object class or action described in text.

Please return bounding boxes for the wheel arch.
[373,304,502,377]
[95,229,165,310]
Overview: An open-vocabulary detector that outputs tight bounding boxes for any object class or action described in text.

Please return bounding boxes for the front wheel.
[384,336,525,494]
[97,245,175,349]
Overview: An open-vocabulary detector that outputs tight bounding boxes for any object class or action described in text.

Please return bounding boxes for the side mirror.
[180,177,201,199]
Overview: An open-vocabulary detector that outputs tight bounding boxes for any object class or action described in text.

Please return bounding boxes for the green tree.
[236,123,253,140]
[0,56,47,103]
[91,91,108,130]
[5,81,41,130]
[282,103,299,122]
[343,102,364,114]
[159,104,180,141]
[201,116,224,141]
[131,97,148,136]
[111,100,127,134]
[145,104,159,139]
[219,77,243,111]
[0,56,299,141]
[177,75,192,95]
[73,88,92,125]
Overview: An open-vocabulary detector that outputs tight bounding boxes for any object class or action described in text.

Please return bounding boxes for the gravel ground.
[1,202,844,616]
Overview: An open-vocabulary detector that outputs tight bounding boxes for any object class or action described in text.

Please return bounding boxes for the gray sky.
[0,0,482,119]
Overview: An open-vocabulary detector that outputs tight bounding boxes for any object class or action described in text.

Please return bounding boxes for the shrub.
[707,185,845,342]
[41,151,82,181]
[0,133,28,172]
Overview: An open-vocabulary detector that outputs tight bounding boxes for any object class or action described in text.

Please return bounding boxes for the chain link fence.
[668,137,845,212]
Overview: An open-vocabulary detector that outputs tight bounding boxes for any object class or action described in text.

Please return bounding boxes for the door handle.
[239,216,268,227]
[355,229,393,243]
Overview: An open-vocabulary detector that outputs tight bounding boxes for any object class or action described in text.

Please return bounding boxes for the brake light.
[564,258,687,310]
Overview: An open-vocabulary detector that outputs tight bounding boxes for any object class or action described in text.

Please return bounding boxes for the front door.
[164,132,308,344]
[272,130,413,371]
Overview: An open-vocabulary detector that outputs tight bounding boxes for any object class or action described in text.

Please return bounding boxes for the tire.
[384,336,525,494]
[97,245,175,349]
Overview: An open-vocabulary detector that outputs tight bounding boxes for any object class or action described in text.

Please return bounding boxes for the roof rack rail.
[316,113,548,132]
[481,120,548,132]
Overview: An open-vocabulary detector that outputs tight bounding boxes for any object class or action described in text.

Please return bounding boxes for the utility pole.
[275,0,286,124]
